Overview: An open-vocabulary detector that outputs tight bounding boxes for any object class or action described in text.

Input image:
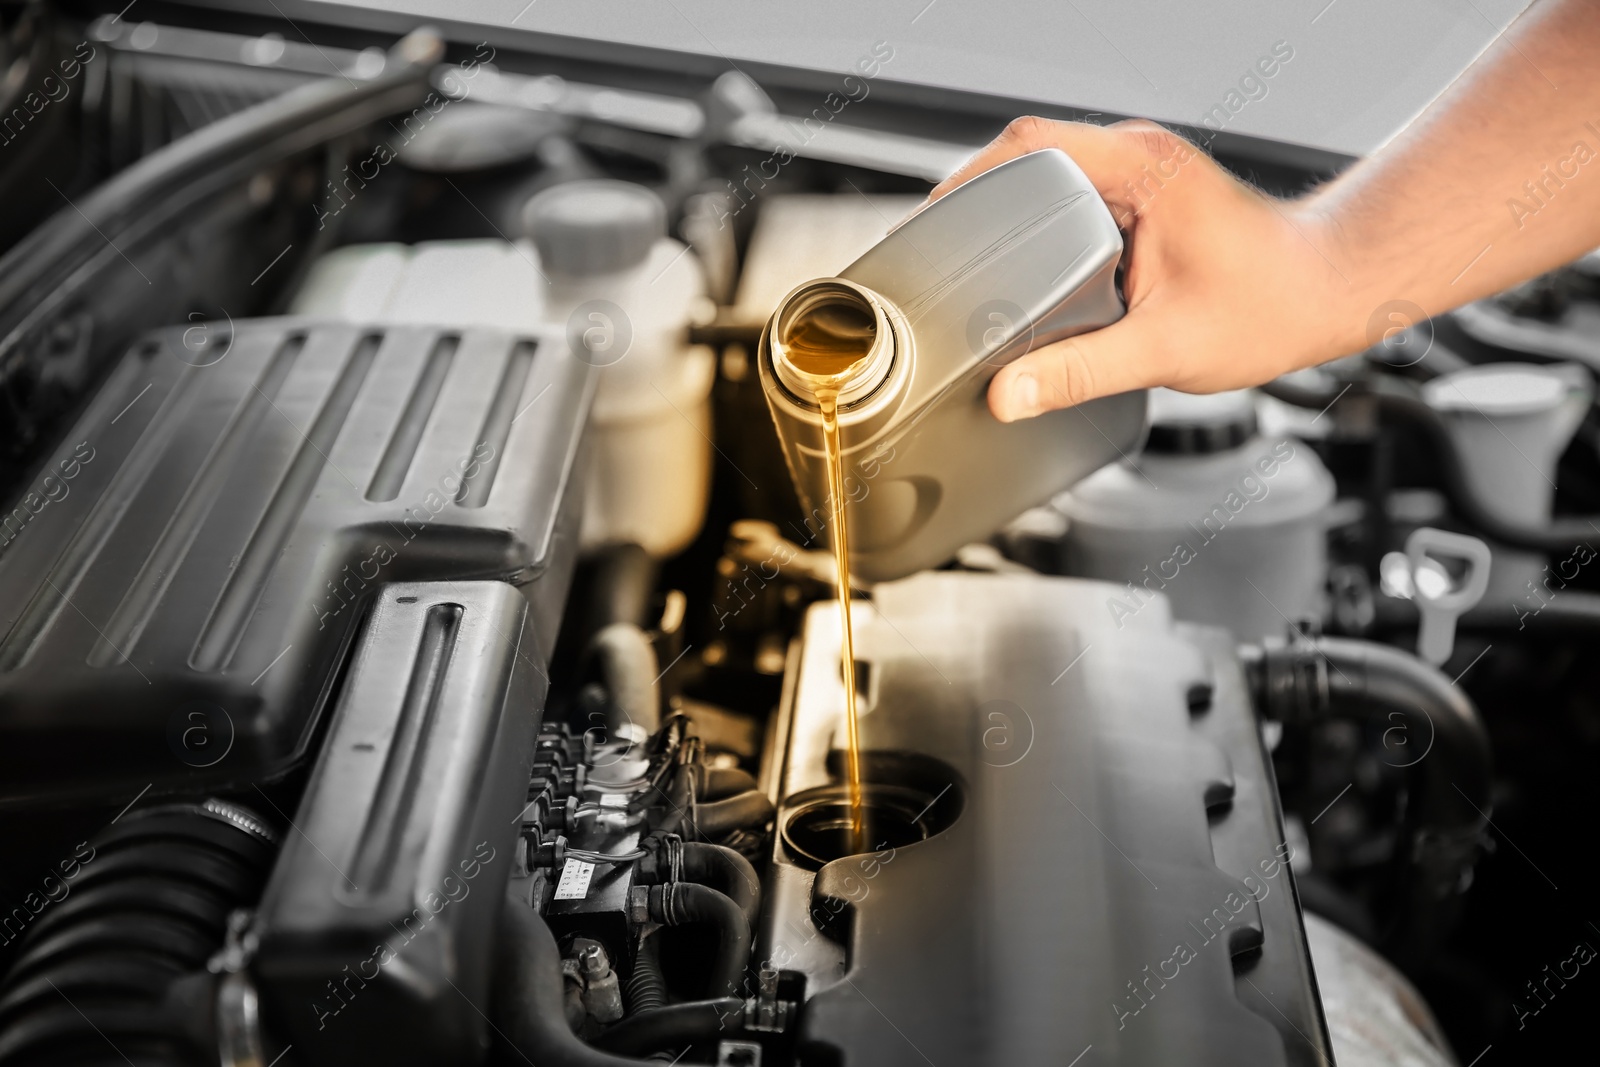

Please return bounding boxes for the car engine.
[0,8,1594,1067]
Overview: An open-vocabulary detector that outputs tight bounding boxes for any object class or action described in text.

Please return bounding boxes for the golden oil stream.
[779,298,877,852]
[818,388,863,852]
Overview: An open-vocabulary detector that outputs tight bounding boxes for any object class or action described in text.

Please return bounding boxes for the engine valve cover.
[765,572,1331,1066]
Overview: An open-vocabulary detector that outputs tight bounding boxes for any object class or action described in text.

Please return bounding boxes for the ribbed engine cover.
[765,572,1331,1066]
[0,318,592,807]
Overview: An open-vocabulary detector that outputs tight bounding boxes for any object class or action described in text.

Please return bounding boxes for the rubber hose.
[0,802,278,1067]
[647,883,751,997]
[589,543,658,630]
[1315,636,1491,962]
[652,765,694,836]
[588,623,661,738]
[679,843,761,928]
[691,791,775,839]
[491,898,668,1067]
[1316,636,1491,837]
[699,766,759,802]
[1263,375,1600,553]
[594,999,745,1057]
[625,935,667,1015]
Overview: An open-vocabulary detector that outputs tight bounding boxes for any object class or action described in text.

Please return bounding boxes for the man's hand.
[928,118,1360,423]
[933,0,1600,424]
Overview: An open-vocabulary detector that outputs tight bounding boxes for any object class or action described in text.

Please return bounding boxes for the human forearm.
[930,1,1600,420]
[1300,0,1600,346]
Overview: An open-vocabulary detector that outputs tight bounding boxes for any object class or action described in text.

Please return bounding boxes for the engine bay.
[2,8,1598,1066]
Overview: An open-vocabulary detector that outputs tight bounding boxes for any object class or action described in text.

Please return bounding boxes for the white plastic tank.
[523,180,715,558]
[1056,388,1334,639]
[1420,361,1591,605]
[290,239,545,330]
[1420,362,1589,525]
[289,187,713,559]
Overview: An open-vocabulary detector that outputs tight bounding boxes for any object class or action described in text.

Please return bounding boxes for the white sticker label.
[599,793,628,809]
[554,858,596,900]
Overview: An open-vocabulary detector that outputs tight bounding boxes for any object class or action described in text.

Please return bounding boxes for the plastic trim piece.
[250,581,548,1067]
[0,317,594,808]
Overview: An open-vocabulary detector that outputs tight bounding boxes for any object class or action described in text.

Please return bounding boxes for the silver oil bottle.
[758,148,1147,581]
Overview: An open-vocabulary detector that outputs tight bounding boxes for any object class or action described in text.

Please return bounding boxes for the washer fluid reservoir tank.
[524,179,715,558]
[1057,387,1334,639]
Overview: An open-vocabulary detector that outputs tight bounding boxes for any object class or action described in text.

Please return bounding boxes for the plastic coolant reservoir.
[290,240,545,330]
[758,149,1147,582]
[1057,388,1334,640]
[1421,361,1592,605]
[1421,362,1589,526]
[523,180,715,559]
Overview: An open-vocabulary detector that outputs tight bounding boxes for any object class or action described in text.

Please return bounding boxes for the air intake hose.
[1246,633,1490,961]
[0,800,278,1067]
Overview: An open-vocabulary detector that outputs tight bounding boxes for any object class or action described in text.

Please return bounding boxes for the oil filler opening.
[770,278,897,410]
[780,750,963,869]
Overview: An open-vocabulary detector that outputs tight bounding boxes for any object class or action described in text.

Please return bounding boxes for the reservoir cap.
[1422,364,1570,418]
[523,179,665,277]
[1144,387,1257,454]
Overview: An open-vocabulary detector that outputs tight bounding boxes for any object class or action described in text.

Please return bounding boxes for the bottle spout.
[770,278,897,410]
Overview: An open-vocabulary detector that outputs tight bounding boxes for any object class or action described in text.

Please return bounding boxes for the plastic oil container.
[757,149,1147,581]
[1057,388,1334,639]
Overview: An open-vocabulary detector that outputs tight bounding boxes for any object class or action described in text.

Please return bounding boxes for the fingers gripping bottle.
[759,148,1148,581]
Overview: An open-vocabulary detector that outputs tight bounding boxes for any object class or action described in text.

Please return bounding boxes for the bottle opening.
[782,291,875,377]
[771,280,895,408]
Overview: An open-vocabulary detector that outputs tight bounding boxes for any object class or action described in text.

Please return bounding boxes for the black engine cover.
[250,580,546,1066]
[0,318,591,808]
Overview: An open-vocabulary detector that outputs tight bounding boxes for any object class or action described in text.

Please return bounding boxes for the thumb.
[988,317,1164,422]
